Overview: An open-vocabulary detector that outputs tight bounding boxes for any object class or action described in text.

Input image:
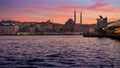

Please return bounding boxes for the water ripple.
[0,36,120,68]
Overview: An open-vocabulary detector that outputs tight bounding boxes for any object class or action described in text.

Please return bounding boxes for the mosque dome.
[65,18,74,25]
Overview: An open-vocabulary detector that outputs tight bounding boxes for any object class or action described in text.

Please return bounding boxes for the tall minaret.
[80,11,82,25]
[74,10,76,23]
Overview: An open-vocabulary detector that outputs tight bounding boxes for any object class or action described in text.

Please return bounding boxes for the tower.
[80,11,82,25]
[74,10,76,23]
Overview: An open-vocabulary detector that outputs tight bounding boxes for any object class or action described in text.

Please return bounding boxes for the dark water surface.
[0,36,120,68]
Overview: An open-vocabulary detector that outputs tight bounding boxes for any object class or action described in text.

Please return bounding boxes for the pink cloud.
[87,2,109,10]
[87,1,120,12]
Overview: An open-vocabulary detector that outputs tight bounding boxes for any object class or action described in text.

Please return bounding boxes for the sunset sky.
[0,0,120,24]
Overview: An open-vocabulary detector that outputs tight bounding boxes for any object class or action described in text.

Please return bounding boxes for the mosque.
[62,10,83,32]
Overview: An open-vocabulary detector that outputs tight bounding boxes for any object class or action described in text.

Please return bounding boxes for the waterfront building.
[97,15,107,29]
[52,23,63,32]
[29,26,35,34]
[62,18,75,32]
[0,22,19,35]
[96,15,107,33]
[33,20,53,33]
[43,20,53,32]
[38,20,53,32]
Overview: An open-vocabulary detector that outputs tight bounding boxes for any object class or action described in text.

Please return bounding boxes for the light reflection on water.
[0,35,120,68]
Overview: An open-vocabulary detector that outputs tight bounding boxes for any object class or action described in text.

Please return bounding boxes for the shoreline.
[0,34,82,36]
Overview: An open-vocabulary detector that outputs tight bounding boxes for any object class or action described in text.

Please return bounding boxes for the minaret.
[74,10,76,23]
[80,11,82,25]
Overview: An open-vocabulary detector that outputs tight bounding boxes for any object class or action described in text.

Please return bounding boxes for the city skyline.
[0,0,120,24]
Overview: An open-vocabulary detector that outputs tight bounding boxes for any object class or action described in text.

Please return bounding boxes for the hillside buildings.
[0,10,97,35]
